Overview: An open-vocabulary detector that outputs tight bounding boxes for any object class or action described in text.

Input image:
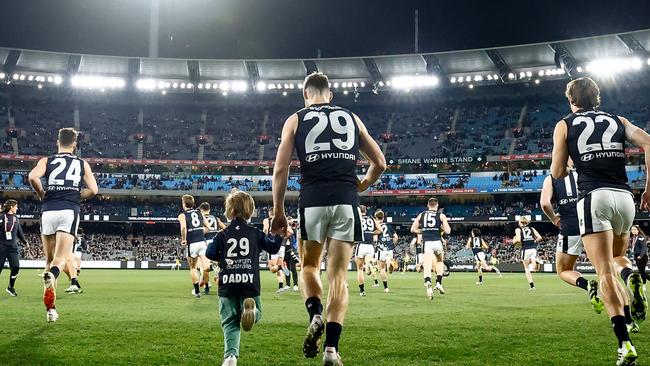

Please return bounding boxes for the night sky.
[1,0,650,59]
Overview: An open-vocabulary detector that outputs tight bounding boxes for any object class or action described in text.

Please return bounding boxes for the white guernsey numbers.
[572,116,623,154]
[190,212,201,227]
[423,212,437,228]
[522,227,533,240]
[304,110,355,154]
[48,158,82,187]
[226,237,250,257]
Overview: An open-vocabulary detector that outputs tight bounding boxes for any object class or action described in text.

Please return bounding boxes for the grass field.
[0,269,646,365]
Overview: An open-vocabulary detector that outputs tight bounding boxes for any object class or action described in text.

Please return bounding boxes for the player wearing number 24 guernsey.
[28,128,98,322]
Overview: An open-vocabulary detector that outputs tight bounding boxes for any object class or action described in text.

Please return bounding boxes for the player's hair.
[471,228,481,237]
[57,128,78,147]
[1,199,17,213]
[199,202,210,212]
[360,205,367,214]
[519,216,530,226]
[565,77,600,110]
[225,191,255,220]
[181,195,195,209]
[632,225,647,237]
[427,197,438,208]
[303,72,330,95]
[374,210,385,220]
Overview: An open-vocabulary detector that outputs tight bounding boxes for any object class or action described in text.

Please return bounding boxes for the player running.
[263,215,288,293]
[271,72,386,365]
[411,198,451,300]
[64,228,87,294]
[631,226,648,289]
[467,228,501,285]
[0,199,28,297]
[375,210,397,293]
[28,128,98,322]
[200,202,225,294]
[178,195,211,298]
[355,205,381,296]
[513,217,542,290]
[551,77,650,365]
[540,167,604,313]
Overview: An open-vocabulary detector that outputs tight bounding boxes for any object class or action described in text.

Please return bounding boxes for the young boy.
[206,191,283,366]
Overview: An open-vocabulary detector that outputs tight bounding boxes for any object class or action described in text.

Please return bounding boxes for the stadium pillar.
[148,0,160,58]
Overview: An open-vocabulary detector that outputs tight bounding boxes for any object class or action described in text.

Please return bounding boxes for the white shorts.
[378,250,393,261]
[577,189,635,236]
[41,210,80,236]
[188,241,207,258]
[270,246,286,260]
[522,248,537,261]
[73,251,82,259]
[423,241,444,255]
[298,205,362,244]
[556,234,583,256]
[355,243,375,259]
[474,251,486,262]
[416,253,423,264]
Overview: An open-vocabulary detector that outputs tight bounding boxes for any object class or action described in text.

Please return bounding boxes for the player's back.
[204,214,220,234]
[419,210,441,242]
[471,236,483,254]
[379,222,396,250]
[565,109,629,197]
[294,103,360,207]
[519,227,536,249]
[551,171,580,236]
[184,209,206,244]
[361,214,377,243]
[42,153,85,212]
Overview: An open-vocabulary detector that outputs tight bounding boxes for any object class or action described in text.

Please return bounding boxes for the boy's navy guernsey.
[550,171,580,236]
[361,214,377,243]
[419,210,442,242]
[206,218,283,298]
[520,227,536,250]
[378,223,396,250]
[471,236,483,255]
[0,213,26,248]
[564,109,630,198]
[183,209,206,244]
[294,103,360,208]
[42,153,85,212]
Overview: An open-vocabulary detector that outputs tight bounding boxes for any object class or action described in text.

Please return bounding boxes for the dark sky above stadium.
[2,0,650,59]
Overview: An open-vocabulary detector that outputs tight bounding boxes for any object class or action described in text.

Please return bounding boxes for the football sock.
[305,297,323,322]
[324,322,342,351]
[576,277,588,291]
[611,315,631,348]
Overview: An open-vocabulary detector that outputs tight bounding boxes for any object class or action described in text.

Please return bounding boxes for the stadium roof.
[2,29,650,93]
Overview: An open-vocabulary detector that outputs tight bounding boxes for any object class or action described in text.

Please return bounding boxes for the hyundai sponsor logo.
[305,154,319,162]
[581,154,594,162]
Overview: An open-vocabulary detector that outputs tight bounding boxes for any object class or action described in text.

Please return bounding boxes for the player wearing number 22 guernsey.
[28,128,98,322]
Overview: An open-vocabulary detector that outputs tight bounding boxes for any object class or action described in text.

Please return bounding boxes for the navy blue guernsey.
[42,153,86,212]
[294,103,360,208]
[419,210,442,242]
[183,209,206,244]
[519,227,536,250]
[361,215,377,243]
[205,218,283,298]
[378,222,396,250]
[551,172,580,237]
[204,214,220,240]
[565,110,630,198]
[471,236,483,255]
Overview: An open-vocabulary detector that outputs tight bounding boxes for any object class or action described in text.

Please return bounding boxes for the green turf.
[0,269,645,365]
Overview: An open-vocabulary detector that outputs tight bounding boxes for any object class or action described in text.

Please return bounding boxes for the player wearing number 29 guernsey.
[271,72,386,365]
[28,128,98,322]
[551,77,650,365]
